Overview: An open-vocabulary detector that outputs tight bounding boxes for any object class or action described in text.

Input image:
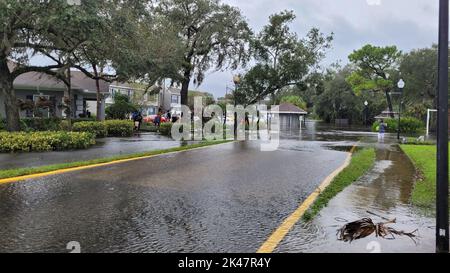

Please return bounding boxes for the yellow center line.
[256,144,357,253]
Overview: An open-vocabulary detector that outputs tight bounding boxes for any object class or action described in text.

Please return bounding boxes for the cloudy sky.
[197,0,440,98]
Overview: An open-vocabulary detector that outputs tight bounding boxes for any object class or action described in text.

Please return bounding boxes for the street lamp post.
[364,101,369,126]
[397,79,405,140]
[233,75,241,139]
[436,0,449,253]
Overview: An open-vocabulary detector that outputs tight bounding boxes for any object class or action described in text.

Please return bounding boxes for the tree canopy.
[346,44,402,117]
[155,0,252,106]
[237,10,333,105]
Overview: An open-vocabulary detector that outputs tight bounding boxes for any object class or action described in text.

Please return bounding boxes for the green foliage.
[399,46,439,120]
[0,131,95,152]
[1,118,64,132]
[72,121,108,138]
[346,44,402,114]
[400,145,448,208]
[238,10,333,105]
[104,120,134,137]
[140,123,159,132]
[105,93,137,120]
[314,66,386,124]
[303,148,376,221]
[20,118,62,131]
[159,123,173,136]
[156,0,252,103]
[0,120,5,131]
[371,117,424,134]
[187,91,216,110]
[280,95,307,110]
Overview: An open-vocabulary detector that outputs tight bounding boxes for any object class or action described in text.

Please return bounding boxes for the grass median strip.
[400,144,450,208]
[0,140,231,183]
[302,148,376,221]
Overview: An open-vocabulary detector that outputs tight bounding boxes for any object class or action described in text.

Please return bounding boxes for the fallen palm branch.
[337,214,418,244]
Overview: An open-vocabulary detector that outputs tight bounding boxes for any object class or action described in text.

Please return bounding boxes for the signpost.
[436,0,449,253]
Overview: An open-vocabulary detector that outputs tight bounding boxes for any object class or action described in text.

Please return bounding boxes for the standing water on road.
[276,143,435,253]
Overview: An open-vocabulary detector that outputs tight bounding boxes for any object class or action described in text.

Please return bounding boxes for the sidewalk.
[275,143,436,253]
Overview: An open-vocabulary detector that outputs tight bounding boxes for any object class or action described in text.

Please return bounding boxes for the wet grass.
[400,144,449,208]
[302,148,376,221]
[0,140,231,180]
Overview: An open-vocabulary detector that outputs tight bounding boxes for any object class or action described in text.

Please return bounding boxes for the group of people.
[131,109,180,131]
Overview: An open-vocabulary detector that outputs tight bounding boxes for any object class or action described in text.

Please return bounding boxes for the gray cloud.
[198,0,439,99]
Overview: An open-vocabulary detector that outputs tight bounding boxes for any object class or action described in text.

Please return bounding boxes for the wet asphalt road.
[0,140,348,253]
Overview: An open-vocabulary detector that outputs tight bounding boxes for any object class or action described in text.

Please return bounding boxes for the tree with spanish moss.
[155,0,252,107]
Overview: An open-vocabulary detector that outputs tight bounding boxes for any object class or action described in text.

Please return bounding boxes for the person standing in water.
[378,119,387,142]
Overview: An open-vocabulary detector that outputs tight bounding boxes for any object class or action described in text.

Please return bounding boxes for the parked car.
[143,115,168,123]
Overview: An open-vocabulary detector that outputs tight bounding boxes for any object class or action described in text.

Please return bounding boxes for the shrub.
[104,120,134,137]
[372,117,424,134]
[72,121,107,138]
[0,131,95,152]
[141,122,159,132]
[105,93,137,120]
[21,117,62,131]
[159,122,173,136]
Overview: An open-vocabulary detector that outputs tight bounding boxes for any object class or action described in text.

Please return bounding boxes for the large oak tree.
[155,0,252,107]
[237,10,333,105]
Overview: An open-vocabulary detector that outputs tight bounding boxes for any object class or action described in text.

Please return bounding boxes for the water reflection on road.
[0,121,436,253]
[276,132,435,253]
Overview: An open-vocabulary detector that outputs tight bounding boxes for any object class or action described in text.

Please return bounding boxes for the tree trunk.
[64,68,72,129]
[385,89,395,118]
[93,64,104,121]
[0,59,20,131]
[180,69,191,106]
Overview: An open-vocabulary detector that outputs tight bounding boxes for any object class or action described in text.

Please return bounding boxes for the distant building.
[158,86,181,112]
[0,69,114,119]
[270,103,307,129]
[374,109,399,120]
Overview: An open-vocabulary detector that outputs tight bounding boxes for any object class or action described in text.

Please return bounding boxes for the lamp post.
[397,79,405,140]
[436,0,449,253]
[233,75,241,139]
[364,101,369,126]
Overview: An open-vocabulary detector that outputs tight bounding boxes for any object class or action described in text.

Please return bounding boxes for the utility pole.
[436,0,449,253]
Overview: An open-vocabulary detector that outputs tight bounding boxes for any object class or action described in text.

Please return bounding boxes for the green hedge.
[104,120,134,137]
[72,121,108,138]
[70,120,134,137]
[372,117,424,134]
[1,118,61,132]
[159,123,173,136]
[0,131,96,152]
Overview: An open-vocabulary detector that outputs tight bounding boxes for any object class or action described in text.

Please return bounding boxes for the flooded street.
[0,121,436,252]
[276,143,436,253]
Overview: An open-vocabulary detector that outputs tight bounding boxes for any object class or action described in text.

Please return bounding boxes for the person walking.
[154,109,162,127]
[133,110,143,131]
[378,119,387,142]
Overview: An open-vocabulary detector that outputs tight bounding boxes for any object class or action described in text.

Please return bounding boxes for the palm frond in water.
[337,217,418,244]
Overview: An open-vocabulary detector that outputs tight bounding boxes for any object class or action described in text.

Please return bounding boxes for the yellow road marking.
[0,141,234,185]
[256,144,357,253]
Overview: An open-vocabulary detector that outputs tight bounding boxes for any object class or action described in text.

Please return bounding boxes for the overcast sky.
[197,0,440,98]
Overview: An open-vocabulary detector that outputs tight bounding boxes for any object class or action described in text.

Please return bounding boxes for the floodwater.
[0,140,348,253]
[0,121,437,252]
[276,144,436,253]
